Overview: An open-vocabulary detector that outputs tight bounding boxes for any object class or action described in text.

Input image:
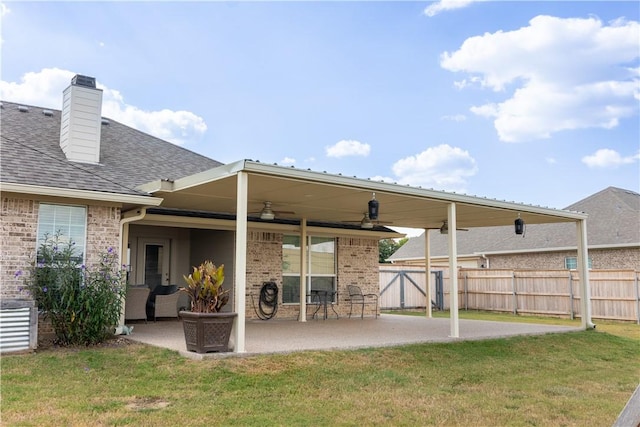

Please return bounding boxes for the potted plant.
[179,260,236,353]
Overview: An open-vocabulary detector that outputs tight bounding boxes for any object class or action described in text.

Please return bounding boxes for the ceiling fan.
[248,201,295,220]
[342,212,393,229]
[427,220,469,234]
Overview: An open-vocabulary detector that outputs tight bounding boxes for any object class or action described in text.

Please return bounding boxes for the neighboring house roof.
[0,101,222,196]
[388,186,640,261]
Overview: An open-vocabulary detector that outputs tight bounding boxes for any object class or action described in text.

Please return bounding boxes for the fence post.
[512,271,518,315]
[568,271,575,320]
[464,272,468,311]
[635,272,640,325]
[400,272,405,309]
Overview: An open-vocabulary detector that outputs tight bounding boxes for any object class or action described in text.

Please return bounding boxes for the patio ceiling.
[137,160,587,231]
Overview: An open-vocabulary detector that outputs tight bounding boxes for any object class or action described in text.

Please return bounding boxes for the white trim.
[299,219,308,322]
[425,229,432,318]
[577,220,595,329]
[233,172,248,353]
[1,182,163,206]
[448,203,459,338]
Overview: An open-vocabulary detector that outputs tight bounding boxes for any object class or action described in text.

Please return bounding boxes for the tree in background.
[379,238,408,263]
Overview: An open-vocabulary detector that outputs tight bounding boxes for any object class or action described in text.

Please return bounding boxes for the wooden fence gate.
[379,268,443,310]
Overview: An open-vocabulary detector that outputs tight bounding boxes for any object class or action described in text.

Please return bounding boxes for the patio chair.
[125,286,150,322]
[152,289,181,321]
[347,285,378,319]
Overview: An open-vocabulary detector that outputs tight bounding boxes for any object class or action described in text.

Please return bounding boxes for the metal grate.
[0,306,34,353]
[71,74,96,88]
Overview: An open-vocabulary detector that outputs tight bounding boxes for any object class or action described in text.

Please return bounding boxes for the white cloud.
[441,114,467,122]
[582,148,640,168]
[0,68,74,108]
[326,139,371,158]
[424,0,485,17]
[1,3,10,17]
[0,68,207,146]
[441,15,640,142]
[390,144,478,192]
[546,157,557,165]
[281,157,296,165]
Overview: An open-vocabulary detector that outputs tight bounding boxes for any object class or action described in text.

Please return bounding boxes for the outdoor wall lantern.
[368,193,379,220]
[439,220,448,235]
[515,214,525,236]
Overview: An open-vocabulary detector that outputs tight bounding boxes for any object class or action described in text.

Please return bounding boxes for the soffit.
[141,160,586,231]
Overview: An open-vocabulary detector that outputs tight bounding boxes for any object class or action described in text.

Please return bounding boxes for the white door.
[138,238,171,289]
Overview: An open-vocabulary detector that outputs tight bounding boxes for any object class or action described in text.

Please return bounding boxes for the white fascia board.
[1,182,163,206]
[138,160,247,194]
[241,161,589,221]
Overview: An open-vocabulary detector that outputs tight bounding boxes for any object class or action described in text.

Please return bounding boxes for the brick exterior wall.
[488,247,640,270]
[245,231,284,319]
[1,196,38,300]
[243,233,380,319]
[85,205,122,269]
[337,237,380,317]
[1,196,121,344]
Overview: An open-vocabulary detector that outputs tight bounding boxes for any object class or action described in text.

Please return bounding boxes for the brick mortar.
[1,196,121,299]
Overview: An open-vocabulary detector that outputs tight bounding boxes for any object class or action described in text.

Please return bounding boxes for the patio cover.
[132,159,592,353]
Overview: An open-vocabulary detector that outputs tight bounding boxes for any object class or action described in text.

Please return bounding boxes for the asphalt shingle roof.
[388,186,640,260]
[0,101,223,196]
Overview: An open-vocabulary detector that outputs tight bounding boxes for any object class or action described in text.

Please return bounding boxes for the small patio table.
[310,289,339,320]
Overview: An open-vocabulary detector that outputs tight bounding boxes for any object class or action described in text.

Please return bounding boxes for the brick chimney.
[59,74,103,164]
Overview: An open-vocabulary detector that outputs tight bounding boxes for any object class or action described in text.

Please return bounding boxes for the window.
[37,204,87,263]
[282,235,336,304]
[564,257,592,270]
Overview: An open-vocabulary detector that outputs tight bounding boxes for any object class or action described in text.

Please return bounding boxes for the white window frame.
[564,256,592,270]
[36,203,88,264]
[282,235,337,304]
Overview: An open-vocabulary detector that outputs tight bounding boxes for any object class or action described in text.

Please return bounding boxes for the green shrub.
[21,233,126,345]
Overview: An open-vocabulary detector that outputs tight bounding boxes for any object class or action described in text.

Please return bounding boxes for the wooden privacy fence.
[379,266,640,323]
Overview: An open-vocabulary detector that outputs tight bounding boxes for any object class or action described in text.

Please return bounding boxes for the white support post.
[233,171,248,352]
[425,229,432,318]
[576,219,595,329]
[448,203,459,338]
[299,218,308,322]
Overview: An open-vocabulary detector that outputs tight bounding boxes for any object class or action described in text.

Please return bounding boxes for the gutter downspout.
[116,208,148,331]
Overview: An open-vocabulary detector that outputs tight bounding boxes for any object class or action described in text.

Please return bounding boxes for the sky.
[1,1,639,237]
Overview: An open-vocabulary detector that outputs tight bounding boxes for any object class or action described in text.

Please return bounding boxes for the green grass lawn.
[2,313,638,426]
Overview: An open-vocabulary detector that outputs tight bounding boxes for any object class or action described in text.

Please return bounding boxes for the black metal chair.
[347,285,378,319]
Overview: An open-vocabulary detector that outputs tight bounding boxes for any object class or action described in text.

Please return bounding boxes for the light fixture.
[368,193,379,220]
[260,201,276,220]
[360,213,374,229]
[440,220,448,235]
[515,213,525,236]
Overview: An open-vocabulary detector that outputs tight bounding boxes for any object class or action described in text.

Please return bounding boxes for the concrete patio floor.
[123,314,581,360]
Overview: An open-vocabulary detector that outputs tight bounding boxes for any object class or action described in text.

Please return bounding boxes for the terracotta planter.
[179,311,237,353]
